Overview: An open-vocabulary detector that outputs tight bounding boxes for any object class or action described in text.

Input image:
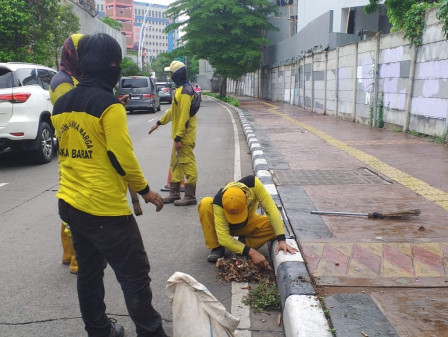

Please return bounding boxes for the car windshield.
[121,78,148,89]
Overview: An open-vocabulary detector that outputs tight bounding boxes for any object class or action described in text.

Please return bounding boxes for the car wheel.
[157,101,161,111]
[33,121,54,164]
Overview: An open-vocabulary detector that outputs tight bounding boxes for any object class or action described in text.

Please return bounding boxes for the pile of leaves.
[215,258,281,312]
[215,258,275,284]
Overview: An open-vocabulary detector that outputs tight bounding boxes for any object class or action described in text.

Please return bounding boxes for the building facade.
[95,0,174,66]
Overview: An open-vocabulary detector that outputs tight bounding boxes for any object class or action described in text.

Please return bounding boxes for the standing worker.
[52,33,167,337]
[49,34,143,276]
[148,60,198,206]
[198,175,298,266]
[49,33,84,275]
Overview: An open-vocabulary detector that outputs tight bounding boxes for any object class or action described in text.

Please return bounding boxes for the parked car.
[0,62,57,164]
[156,82,174,104]
[118,76,161,113]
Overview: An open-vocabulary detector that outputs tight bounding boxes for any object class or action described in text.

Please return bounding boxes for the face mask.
[103,66,121,89]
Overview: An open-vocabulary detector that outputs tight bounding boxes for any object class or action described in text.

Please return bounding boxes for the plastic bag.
[166,272,240,337]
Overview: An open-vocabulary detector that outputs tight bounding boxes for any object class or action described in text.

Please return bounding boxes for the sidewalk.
[233,97,448,337]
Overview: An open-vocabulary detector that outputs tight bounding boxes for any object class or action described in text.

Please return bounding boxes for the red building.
[105,0,134,49]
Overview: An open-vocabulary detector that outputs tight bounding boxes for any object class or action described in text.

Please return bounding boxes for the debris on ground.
[215,258,276,284]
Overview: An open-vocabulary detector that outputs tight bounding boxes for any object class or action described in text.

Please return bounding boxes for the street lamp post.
[138,2,152,71]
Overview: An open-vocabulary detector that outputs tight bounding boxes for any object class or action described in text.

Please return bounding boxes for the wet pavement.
[237,97,448,337]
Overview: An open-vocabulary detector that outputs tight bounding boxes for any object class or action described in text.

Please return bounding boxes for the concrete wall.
[266,4,299,44]
[297,0,371,33]
[228,8,448,138]
[264,11,333,66]
[63,0,127,56]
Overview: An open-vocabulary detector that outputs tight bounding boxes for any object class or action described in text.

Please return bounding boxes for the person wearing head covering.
[50,34,84,105]
[50,34,143,276]
[198,175,298,266]
[49,33,84,275]
[51,33,167,337]
[148,60,198,206]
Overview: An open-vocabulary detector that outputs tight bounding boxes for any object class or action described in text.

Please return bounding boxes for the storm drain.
[272,168,392,186]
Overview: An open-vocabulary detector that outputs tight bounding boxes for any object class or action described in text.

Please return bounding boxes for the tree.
[165,0,278,96]
[51,4,81,69]
[365,0,437,46]
[121,57,139,76]
[0,0,79,66]
[151,52,174,81]
[102,17,123,31]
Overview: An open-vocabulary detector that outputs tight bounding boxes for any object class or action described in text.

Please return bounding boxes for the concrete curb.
[232,104,333,337]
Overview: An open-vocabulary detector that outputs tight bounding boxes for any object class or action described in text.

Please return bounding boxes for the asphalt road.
[0,96,284,337]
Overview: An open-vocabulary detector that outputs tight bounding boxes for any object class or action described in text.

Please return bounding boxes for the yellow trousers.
[170,142,197,184]
[198,197,276,250]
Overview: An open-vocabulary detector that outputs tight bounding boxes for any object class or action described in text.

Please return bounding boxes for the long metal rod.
[311,211,368,217]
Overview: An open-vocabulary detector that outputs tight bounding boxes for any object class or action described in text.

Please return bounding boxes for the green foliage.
[365,0,437,46]
[0,0,79,66]
[242,281,281,312]
[102,17,123,31]
[203,92,241,107]
[52,4,81,69]
[165,0,279,95]
[407,130,448,144]
[151,51,199,82]
[402,2,435,46]
[151,52,177,81]
[377,91,384,128]
[437,0,448,39]
[121,57,139,76]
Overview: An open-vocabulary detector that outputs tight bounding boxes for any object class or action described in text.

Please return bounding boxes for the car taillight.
[0,93,31,103]
[143,94,154,98]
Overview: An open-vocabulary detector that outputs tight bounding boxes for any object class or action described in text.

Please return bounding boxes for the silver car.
[118,76,161,113]
[156,82,174,104]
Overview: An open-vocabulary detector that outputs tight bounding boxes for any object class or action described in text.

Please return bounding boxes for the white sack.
[165,272,240,337]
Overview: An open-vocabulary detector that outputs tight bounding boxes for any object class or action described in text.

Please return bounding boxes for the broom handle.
[311,211,368,217]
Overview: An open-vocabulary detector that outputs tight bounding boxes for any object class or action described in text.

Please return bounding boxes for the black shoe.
[109,318,125,337]
[207,246,225,263]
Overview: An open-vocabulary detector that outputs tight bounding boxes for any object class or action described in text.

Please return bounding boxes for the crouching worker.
[198,175,298,267]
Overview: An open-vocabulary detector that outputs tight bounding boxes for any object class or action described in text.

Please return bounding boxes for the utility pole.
[138,2,153,71]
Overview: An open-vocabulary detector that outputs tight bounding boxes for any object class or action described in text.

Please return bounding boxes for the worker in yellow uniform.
[50,34,142,275]
[49,33,84,275]
[148,60,198,206]
[198,175,298,267]
[51,33,167,337]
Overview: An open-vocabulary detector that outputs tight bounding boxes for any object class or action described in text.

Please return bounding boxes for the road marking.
[232,282,251,330]
[0,183,8,188]
[147,117,157,123]
[221,102,241,181]
[264,102,448,211]
[220,101,251,335]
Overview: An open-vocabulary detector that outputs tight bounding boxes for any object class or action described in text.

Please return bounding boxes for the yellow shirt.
[51,84,148,216]
[159,85,196,144]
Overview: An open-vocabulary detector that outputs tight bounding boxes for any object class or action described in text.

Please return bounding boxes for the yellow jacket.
[158,85,196,144]
[51,83,149,216]
[212,175,285,255]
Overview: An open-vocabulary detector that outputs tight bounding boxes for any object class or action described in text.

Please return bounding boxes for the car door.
[37,68,56,111]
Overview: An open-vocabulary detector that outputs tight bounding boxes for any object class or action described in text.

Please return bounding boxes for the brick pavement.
[235,97,448,337]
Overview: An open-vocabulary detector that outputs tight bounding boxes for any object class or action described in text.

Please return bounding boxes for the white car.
[0,62,57,164]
